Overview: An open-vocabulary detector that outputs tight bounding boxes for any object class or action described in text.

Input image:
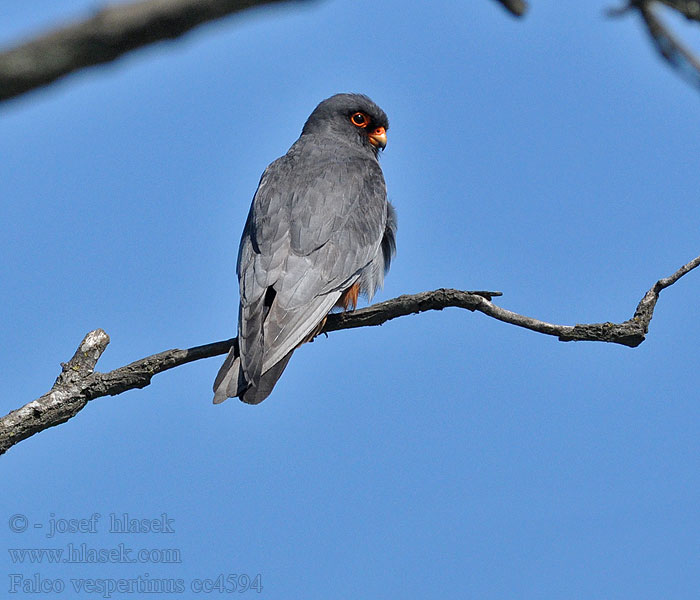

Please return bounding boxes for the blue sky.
[1,1,699,598]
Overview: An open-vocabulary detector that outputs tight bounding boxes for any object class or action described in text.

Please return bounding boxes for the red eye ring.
[351,112,369,128]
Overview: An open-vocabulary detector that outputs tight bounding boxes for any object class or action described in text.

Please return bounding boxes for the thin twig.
[656,0,700,23]
[1,256,697,456]
[609,0,700,90]
[640,2,700,87]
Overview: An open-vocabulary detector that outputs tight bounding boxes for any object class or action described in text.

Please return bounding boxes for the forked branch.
[1,255,697,456]
[609,1,700,91]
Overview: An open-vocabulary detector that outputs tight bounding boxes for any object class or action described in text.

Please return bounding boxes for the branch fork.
[2,255,697,456]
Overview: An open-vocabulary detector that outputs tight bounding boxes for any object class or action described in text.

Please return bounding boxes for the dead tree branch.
[0,0,531,105]
[610,1,700,90]
[656,0,700,22]
[0,0,528,105]
[0,0,309,103]
[6,0,700,106]
[1,255,697,457]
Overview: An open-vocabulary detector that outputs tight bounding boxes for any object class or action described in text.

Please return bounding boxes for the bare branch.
[656,0,700,23]
[0,0,309,104]
[2,256,697,456]
[632,254,700,324]
[639,1,700,87]
[0,329,110,457]
[0,0,529,105]
[610,1,700,90]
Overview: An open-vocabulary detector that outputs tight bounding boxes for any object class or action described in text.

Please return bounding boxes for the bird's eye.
[351,112,369,128]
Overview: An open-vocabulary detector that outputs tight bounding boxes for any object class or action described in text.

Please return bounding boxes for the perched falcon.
[213,93,396,404]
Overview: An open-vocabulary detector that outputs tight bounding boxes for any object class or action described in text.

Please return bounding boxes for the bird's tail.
[212,344,294,405]
[212,344,243,404]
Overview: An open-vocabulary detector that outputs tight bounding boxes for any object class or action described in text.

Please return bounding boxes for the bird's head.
[301,93,389,156]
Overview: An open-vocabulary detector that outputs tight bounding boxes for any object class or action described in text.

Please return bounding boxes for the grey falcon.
[213,93,396,405]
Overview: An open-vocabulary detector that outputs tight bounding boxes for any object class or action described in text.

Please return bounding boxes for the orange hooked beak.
[368,126,387,150]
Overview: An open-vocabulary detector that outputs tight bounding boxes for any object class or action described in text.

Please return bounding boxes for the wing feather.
[235,138,389,397]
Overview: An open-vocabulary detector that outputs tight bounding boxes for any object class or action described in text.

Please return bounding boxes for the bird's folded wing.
[237,150,387,383]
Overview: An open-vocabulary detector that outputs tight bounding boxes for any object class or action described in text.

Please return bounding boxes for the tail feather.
[212,342,246,404]
[212,342,295,405]
[240,350,294,405]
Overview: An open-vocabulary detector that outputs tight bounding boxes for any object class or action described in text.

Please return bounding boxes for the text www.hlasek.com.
[8,543,181,564]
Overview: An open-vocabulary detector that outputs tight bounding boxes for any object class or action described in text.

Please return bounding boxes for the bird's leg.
[336,282,360,311]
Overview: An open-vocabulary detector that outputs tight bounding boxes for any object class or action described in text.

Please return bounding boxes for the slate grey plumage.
[213,94,396,405]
